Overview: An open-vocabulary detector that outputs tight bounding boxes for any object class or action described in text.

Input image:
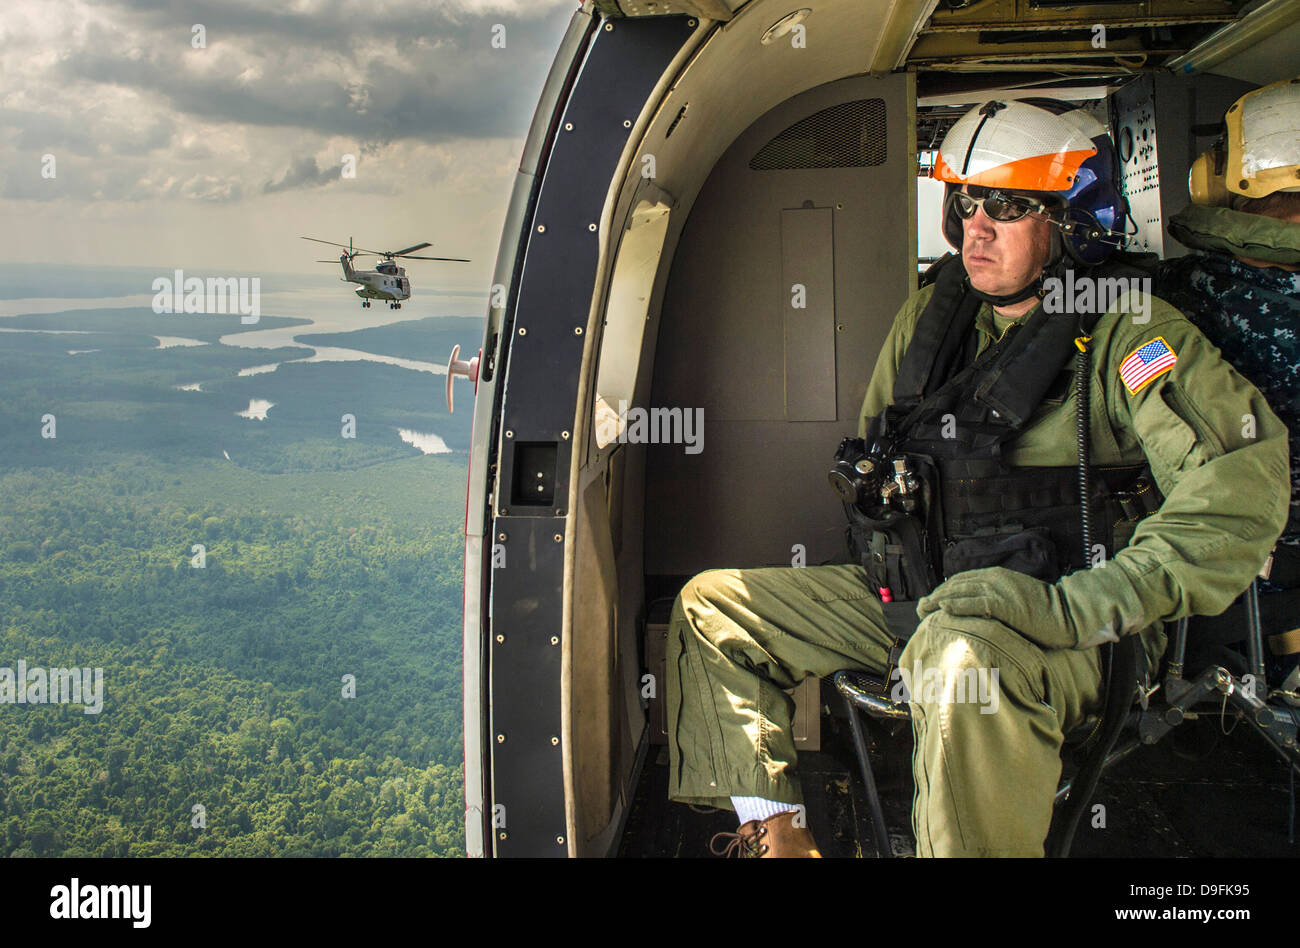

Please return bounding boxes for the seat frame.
[834,577,1300,857]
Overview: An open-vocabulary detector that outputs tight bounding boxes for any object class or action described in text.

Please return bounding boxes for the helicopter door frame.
[483,13,698,859]
[461,6,595,860]
[465,10,703,858]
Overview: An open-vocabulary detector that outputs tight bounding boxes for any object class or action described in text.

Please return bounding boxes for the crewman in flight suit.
[665,98,1290,857]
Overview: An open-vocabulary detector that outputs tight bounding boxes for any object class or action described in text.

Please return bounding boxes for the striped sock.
[731,795,796,826]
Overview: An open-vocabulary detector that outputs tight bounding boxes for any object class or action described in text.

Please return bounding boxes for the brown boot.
[709,811,822,858]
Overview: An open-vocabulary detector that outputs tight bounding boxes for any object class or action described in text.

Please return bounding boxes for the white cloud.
[0,0,577,274]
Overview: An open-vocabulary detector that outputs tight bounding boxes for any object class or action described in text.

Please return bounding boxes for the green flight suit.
[666,281,1290,856]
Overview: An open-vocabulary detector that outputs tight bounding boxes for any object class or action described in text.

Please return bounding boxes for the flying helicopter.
[448,0,1300,860]
[301,236,470,309]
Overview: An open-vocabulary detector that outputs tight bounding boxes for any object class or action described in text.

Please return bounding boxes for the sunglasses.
[950,188,1050,224]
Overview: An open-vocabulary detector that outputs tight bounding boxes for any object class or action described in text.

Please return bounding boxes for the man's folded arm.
[1055,315,1290,649]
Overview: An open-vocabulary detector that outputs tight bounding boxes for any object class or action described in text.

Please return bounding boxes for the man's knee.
[676,568,744,616]
[670,569,763,667]
[900,610,1050,709]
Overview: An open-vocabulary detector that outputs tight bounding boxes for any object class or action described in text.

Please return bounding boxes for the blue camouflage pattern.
[1157,251,1300,589]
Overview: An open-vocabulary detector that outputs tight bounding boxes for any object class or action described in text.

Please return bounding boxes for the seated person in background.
[1156,76,1300,691]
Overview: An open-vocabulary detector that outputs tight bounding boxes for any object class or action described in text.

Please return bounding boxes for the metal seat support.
[834,578,1300,857]
[834,669,907,858]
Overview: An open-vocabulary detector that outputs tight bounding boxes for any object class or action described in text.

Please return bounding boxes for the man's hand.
[916,567,1080,650]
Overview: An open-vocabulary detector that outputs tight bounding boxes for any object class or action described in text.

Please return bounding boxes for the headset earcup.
[942,185,964,250]
[1189,149,1231,206]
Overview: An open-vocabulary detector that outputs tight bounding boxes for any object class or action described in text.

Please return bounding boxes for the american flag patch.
[1119,337,1177,394]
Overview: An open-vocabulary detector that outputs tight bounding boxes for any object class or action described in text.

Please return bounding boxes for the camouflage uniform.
[1156,250,1300,578]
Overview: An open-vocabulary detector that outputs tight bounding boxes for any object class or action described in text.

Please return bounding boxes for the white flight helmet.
[933,98,1130,266]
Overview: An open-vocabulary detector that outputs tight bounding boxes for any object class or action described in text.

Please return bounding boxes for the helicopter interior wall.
[552,4,926,856]
[569,469,626,852]
[643,73,914,575]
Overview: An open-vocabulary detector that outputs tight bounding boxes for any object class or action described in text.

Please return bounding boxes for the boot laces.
[709,822,769,857]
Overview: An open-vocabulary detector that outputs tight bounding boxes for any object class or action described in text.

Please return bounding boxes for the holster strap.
[881,601,921,643]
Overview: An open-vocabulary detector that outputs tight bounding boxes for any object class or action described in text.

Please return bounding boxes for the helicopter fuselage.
[340,255,410,303]
[305,237,465,308]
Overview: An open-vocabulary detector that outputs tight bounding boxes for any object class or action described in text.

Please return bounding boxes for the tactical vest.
[847,252,1162,601]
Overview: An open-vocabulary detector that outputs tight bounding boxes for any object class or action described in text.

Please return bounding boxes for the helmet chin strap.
[966,272,1045,307]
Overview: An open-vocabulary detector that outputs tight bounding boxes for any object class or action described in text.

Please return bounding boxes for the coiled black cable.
[1050,331,1137,858]
[1075,336,1092,565]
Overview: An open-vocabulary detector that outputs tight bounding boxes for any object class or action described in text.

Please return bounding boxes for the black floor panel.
[620,693,1298,858]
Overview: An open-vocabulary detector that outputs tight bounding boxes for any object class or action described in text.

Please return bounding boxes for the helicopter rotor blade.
[398,255,471,262]
[390,242,433,257]
[301,236,354,251]
[301,236,386,256]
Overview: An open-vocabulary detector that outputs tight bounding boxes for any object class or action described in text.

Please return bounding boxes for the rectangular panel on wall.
[781,206,837,421]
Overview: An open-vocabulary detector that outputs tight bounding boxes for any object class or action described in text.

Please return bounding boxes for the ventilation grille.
[749,99,887,171]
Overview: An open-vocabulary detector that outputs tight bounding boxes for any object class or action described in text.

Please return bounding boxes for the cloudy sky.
[0,0,578,289]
